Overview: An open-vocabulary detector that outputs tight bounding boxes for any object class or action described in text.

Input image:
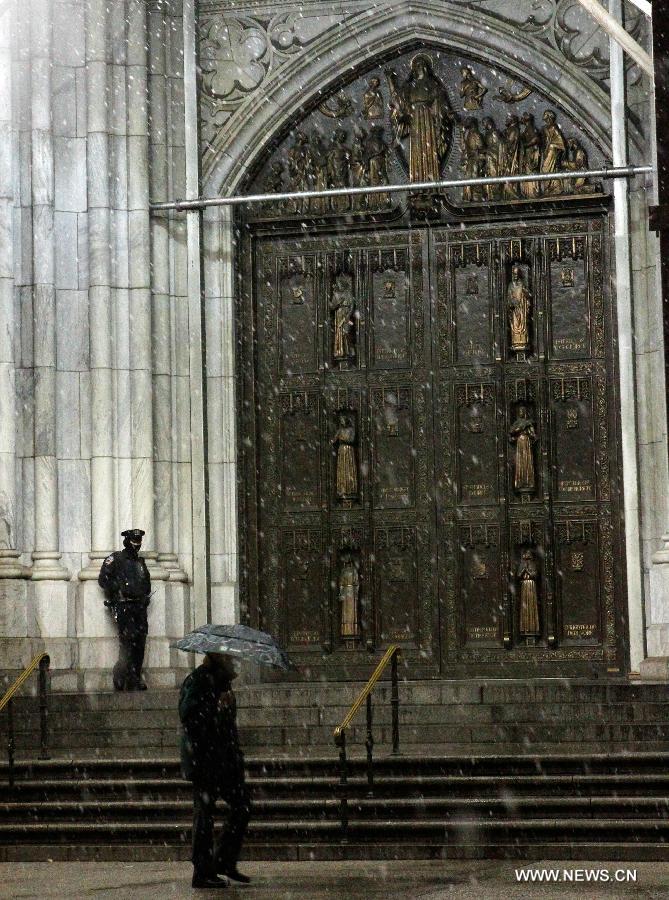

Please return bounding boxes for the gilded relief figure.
[365,125,390,206]
[339,551,361,641]
[507,264,531,352]
[482,117,503,200]
[564,138,589,193]
[502,114,521,199]
[287,131,310,212]
[509,406,537,494]
[519,112,541,198]
[263,162,284,213]
[328,129,351,212]
[540,109,566,195]
[517,548,540,636]
[308,133,328,213]
[385,54,454,184]
[362,77,384,119]
[350,129,367,209]
[333,414,359,502]
[330,273,356,363]
[461,118,484,202]
[460,66,487,110]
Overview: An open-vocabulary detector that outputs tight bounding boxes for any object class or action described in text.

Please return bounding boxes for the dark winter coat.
[98,549,151,601]
[179,664,244,789]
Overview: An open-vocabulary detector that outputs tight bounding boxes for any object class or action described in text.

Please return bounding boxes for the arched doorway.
[232,44,628,679]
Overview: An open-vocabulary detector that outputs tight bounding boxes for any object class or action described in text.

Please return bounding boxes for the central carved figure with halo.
[385,53,455,184]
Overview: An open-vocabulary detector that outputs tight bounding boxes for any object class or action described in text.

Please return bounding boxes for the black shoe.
[192,874,228,889]
[219,867,251,885]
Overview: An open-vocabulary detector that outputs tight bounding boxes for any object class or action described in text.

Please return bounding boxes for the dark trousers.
[113,602,148,689]
[192,780,251,877]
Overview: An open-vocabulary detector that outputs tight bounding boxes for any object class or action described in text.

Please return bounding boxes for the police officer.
[98,529,151,691]
[179,652,251,889]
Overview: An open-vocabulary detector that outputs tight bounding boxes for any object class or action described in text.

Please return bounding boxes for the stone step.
[10,772,669,800]
[3,795,669,823]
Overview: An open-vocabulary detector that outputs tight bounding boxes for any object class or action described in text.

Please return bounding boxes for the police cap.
[121,529,145,539]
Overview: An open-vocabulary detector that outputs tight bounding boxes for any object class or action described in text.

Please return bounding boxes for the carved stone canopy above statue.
[247,46,606,220]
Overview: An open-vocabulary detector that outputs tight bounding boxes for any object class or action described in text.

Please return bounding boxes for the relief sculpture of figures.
[332,414,359,503]
[365,125,390,206]
[462,118,484,202]
[482,117,503,200]
[308,132,328,213]
[520,112,541,198]
[328,128,351,212]
[460,66,487,110]
[517,548,540,637]
[350,128,367,209]
[385,54,454,184]
[507,264,531,352]
[564,137,589,193]
[339,551,361,641]
[509,405,537,494]
[330,273,356,364]
[362,77,384,119]
[540,109,566,195]
[287,131,309,212]
[502,114,521,199]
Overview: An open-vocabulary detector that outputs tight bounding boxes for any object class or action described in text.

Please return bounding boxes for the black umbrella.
[173,624,295,671]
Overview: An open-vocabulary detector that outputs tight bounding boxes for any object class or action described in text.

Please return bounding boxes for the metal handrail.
[1,652,51,787]
[333,645,401,834]
[333,644,400,740]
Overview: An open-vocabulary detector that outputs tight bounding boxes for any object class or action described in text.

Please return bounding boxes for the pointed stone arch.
[202,1,625,198]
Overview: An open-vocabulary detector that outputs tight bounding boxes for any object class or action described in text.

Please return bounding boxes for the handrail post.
[38,655,50,760]
[335,730,348,836]
[365,693,374,796]
[391,648,400,755]
[7,698,14,790]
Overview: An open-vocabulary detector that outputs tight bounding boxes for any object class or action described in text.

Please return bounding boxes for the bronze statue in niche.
[332,413,359,504]
[507,264,531,353]
[339,550,361,641]
[385,54,454,184]
[540,109,566,195]
[330,273,356,364]
[509,406,537,494]
[460,66,487,110]
[517,548,540,637]
[362,77,384,119]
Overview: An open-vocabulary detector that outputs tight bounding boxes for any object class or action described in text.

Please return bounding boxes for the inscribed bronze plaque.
[460,526,503,646]
[282,532,324,647]
[550,377,595,502]
[281,392,321,511]
[556,521,600,644]
[372,387,414,509]
[549,243,589,359]
[371,264,410,367]
[454,262,492,363]
[279,259,317,374]
[375,527,418,643]
[456,384,498,505]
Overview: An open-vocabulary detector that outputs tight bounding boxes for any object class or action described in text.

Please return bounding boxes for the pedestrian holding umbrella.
[174,625,294,890]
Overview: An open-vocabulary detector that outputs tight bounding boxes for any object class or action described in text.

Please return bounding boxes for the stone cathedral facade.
[0,0,668,689]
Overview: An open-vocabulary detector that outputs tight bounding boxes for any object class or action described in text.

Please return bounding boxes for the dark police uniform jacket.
[98,550,151,601]
[179,665,244,791]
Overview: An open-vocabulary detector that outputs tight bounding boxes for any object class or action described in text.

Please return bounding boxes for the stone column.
[76,0,119,681]
[149,0,187,585]
[29,0,69,589]
[0,7,25,581]
[127,0,170,673]
[204,205,239,624]
[79,0,115,580]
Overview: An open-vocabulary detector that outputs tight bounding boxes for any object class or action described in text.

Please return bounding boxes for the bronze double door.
[239,216,627,678]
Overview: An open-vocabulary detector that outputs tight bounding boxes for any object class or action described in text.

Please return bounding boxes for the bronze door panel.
[240,217,626,678]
